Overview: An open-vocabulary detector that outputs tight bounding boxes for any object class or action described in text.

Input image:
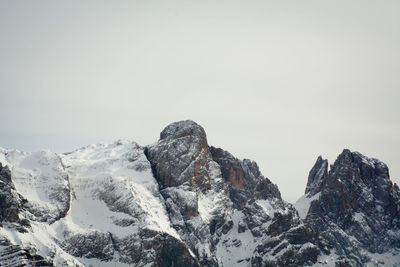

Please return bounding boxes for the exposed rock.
[238,223,246,233]
[0,163,22,223]
[304,149,400,265]
[1,123,399,267]
[153,233,200,267]
[62,230,114,260]
[113,229,200,266]
[0,243,54,266]
[146,120,211,191]
[221,220,233,235]
[305,156,328,196]
[145,121,228,265]
[210,146,281,209]
[1,150,71,224]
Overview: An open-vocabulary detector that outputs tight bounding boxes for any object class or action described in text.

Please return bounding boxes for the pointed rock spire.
[305,156,328,196]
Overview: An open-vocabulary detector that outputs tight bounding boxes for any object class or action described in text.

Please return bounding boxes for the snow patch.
[365,250,400,267]
[294,193,321,219]
[62,140,180,240]
[255,199,279,216]
[0,141,182,265]
[216,211,258,267]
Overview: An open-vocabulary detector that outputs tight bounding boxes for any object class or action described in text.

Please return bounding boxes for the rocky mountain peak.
[145,121,324,266]
[303,149,400,265]
[145,120,211,190]
[331,149,390,183]
[160,120,207,142]
[305,156,328,196]
[1,124,399,266]
[308,149,397,220]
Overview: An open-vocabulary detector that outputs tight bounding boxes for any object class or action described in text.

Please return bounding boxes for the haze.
[1,0,399,202]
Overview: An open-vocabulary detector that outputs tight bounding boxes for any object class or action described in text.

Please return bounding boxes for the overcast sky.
[1,0,399,202]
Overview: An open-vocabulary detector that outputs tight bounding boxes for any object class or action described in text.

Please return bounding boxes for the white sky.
[1,0,399,202]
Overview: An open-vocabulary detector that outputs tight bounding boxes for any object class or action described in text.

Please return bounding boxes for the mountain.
[0,120,399,266]
[295,149,400,266]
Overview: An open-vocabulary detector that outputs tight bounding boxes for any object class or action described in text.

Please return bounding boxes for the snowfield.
[0,141,181,266]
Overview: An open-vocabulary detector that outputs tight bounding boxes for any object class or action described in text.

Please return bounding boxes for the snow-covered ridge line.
[0,140,193,266]
[0,121,399,267]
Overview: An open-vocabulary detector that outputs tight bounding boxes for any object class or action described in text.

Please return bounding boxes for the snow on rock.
[294,192,321,219]
[216,210,258,267]
[0,122,399,267]
[1,149,70,223]
[60,140,178,239]
[0,140,197,266]
[302,149,400,266]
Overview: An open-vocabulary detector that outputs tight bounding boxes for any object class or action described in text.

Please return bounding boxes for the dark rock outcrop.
[62,231,115,260]
[0,237,53,266]
[210,146,281,209]
[0,162,24,225]
[305,156,328,196]
[153,233,200,267]
[305,149,400,265]
[145,120,224,265]
[146,120,211,191]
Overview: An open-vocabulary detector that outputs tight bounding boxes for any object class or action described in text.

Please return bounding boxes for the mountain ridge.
[0,120,399,266]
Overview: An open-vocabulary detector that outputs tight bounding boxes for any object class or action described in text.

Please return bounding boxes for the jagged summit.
[146,120,211,190]
[297,148,400,266]
[332,148,390,182]
[305,149,393,197]
[305,155,328,196]
[0,124,399,266]
[209,146,282,206]
[160,120,207,141]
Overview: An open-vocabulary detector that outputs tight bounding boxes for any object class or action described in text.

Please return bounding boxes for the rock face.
[298,149,400,266]
[0,240,54,267]
[145,121,330,266]
[147,120,211,191]
[209,146,281,208]
[207,146,331,266]
[0,163,22,224]
[0,121,399,266]
[0,161,54,266]
[305,156,328,196]
[145,121,228,265]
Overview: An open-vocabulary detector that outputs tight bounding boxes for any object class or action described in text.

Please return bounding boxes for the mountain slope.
[145,121,329,266]
[0,120,399,266]
[0,141,198,266]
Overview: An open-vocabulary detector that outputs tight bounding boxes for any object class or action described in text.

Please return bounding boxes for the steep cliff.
[296,149,400,266]
[0,121,399,266]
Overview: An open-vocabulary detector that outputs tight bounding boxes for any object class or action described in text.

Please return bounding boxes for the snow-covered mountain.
[0,120,399,266]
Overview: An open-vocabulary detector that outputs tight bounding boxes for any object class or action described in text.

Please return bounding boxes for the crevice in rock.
[143,147,161,186]
[49,154,72,224]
